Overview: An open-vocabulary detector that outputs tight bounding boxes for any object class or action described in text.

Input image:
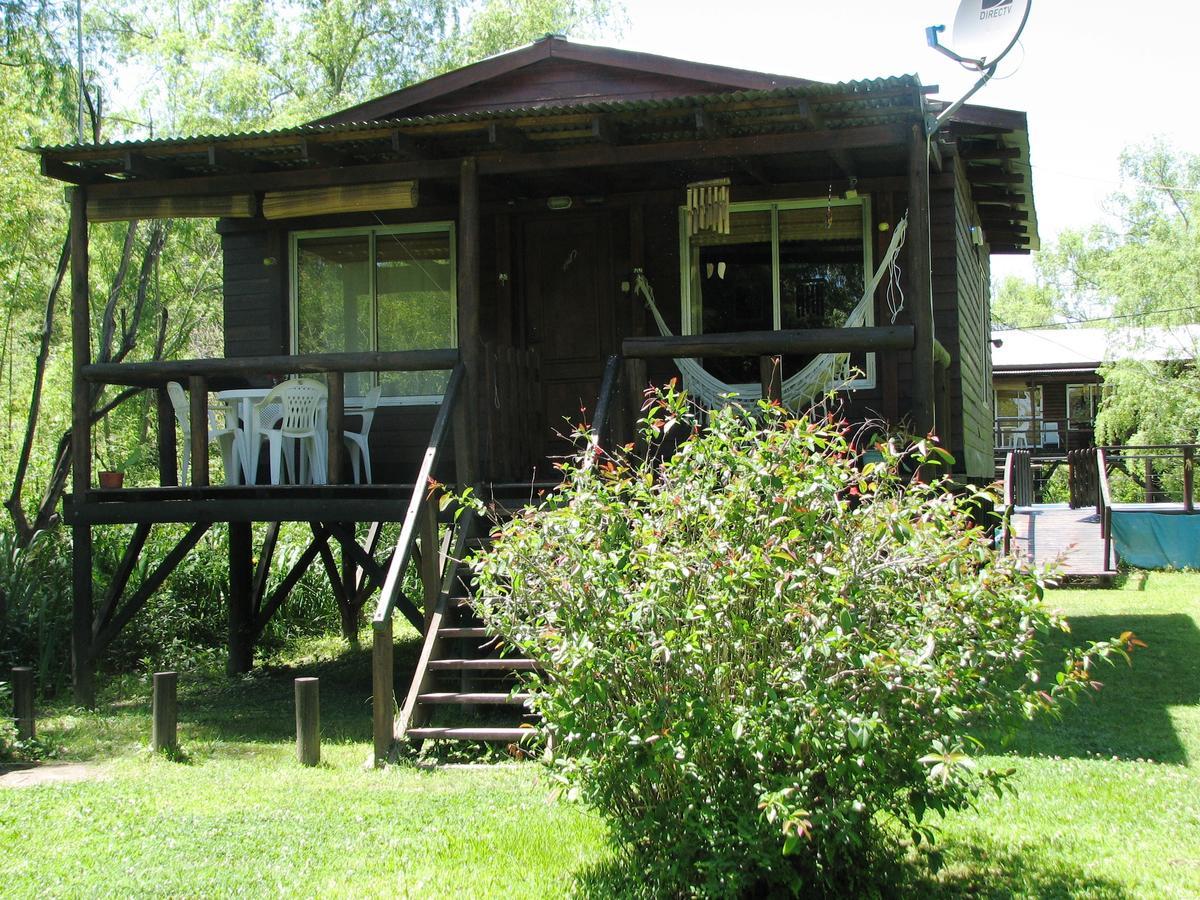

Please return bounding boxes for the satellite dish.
[952,0,1031,65]
[924,0,1033,134]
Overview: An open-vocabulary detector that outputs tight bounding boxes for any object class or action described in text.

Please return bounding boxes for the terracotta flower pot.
[98,470,124,490]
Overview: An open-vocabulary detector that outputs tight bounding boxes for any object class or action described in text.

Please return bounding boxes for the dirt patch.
[0,762,107,788]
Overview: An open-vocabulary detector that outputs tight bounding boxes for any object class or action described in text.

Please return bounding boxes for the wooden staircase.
[395,506,541,747]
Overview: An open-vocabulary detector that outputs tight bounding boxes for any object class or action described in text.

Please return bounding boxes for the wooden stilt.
[228,521,254,674]
[69,187,95,707]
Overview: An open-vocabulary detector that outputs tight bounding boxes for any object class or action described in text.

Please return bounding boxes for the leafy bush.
[470,386,1128,896]
[0,529,73,695]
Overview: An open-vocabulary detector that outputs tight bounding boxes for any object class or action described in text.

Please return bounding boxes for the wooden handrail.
[621,325,913,359]
[372,362,465,630]
[81,349,460,386]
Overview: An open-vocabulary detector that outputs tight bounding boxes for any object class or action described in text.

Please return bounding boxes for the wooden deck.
[1009,504,1111,578]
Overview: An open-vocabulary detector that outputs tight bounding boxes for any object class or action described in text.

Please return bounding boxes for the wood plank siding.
[952,156,994,478]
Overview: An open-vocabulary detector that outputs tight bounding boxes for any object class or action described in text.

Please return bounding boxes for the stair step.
[417,692,531,705]
[427,658,541,671]
[405,726,537,741]
[438,626,491,638]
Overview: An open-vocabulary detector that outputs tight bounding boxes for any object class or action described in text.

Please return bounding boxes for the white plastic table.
[215,388,271,484]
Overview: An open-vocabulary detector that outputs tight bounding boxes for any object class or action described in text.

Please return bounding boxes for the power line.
[993,303,1200,332]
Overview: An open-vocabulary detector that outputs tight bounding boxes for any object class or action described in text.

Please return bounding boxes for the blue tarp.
[1110,511,1200,570]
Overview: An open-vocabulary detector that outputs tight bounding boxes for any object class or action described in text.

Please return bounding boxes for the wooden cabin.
[36,37,1038,755]
[991,325,1200,456]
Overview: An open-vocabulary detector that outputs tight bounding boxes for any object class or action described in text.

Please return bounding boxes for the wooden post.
[187,375,209,487]
[69,187,95,707]
[156,387,178,487]
[1184,446,1194,513]
[457,157,482,484]
[907,124,935,436]
[326,370,344,484]
[227,522,254,674]
[419,503,440,633]
[295,677,320,766]
[151,671,177,752]
[759,355,782,404]
[372,618,394,766]
[11,667,34,741]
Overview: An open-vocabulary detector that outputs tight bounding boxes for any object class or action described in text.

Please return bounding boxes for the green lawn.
[2,573,1199,898]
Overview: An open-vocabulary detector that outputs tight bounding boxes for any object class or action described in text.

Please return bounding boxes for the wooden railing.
[79,349,459,491]
[1098,444,1195,510]
[370,361,467,764]
[1068,448,1099,509]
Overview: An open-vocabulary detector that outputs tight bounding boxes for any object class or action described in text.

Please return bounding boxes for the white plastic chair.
[166,381,240,485]
[343,386,381,484]
[253,378,328,485]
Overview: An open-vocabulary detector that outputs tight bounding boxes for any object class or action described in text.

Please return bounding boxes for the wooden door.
[520,211,615,463]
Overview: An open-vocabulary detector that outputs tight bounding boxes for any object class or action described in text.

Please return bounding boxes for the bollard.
[295,677,320,766]
[152,671,178,752]
[12,667,34,741]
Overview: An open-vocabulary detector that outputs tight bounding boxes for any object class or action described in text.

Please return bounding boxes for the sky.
[616,0,1200,283]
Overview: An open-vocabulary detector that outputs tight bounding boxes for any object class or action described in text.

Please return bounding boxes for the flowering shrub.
[470,386,1129,895]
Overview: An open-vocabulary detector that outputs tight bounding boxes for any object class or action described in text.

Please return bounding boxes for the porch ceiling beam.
[488,123,529,153]
[977,203,1029,222]
[86,156,461,200]
[300,137,352,168]
[622,325,914,359]
[41,156,115,185]
[207,145,262,174]
[124,152,185,180]
[82,122,909,200]
[974,211,1032,225]
[959,144,1021,160]
[590,114,618,144]
[965,165,1024,184]
[479,122,908,177]
[694,108,721,137]
[796,98,857,179]
[390,129,427,160]
[971,187,1026,204]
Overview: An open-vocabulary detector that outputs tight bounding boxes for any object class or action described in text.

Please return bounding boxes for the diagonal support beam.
[94,523,211,653]
[251,521,281,618]
[93,522,152,637]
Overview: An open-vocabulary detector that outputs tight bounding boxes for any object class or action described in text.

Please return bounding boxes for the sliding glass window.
[291,224,456,402]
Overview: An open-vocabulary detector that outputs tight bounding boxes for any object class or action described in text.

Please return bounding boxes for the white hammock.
[634,212,909,410]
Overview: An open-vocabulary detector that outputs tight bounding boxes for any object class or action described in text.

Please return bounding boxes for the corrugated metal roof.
[992,326,1200,369]
[33,77,922,156]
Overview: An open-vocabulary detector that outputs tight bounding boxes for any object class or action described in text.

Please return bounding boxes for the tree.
[0,0,625,545]
[990,274,1062,329]
[1037,142,1200,447]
